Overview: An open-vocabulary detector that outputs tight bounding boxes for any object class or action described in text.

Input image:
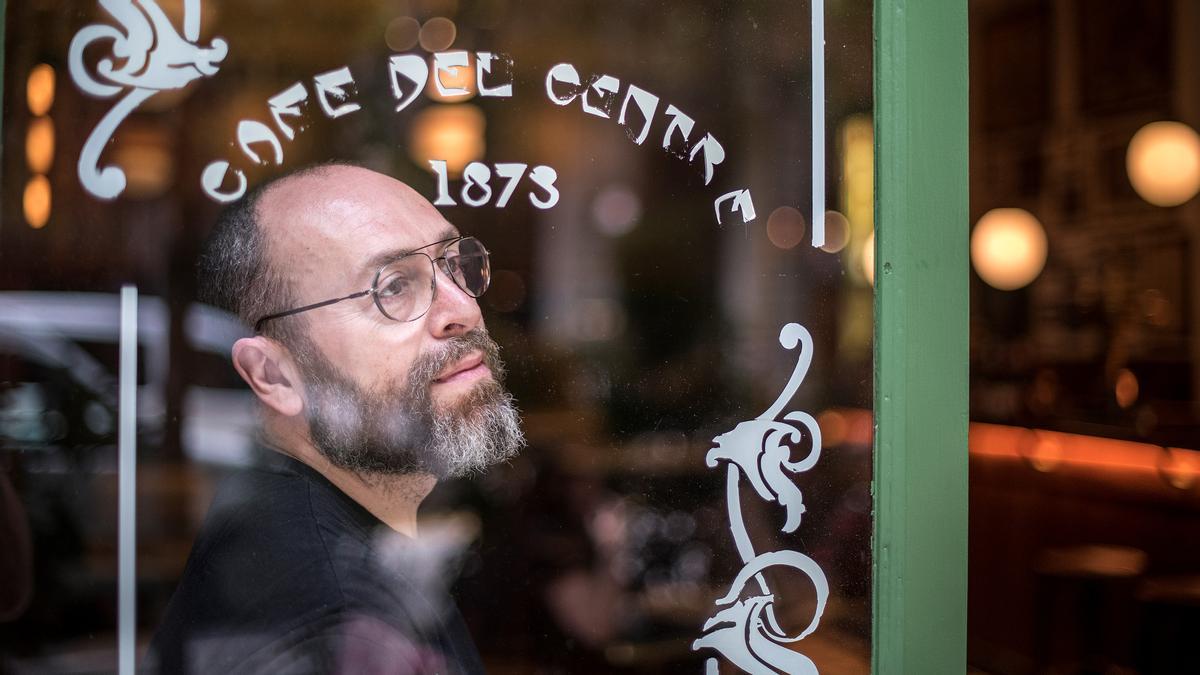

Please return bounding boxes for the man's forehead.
[261,167,452,257]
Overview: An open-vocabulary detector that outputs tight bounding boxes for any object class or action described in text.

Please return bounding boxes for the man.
[149,163,525,674]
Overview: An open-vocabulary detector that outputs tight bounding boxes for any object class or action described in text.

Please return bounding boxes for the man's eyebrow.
[361,227,461,273]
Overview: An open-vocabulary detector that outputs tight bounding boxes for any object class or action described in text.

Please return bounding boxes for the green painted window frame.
[872,0,970,672]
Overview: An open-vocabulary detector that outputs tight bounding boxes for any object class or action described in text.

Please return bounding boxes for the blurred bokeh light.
[25,64,54,116]
[25,117,54,174]
[1127,121,1200,207]
[419,17,457,51]
[766,206,807,250]
[386,16,421,51]
[409,104,485,175]
[591,184,642,237]
[820,210,851,253]
[23,175,51,229]
[1114,368,1139,410]
[970,208,1047,291]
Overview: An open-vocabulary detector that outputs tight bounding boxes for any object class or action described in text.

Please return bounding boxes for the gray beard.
[293,328,524,479]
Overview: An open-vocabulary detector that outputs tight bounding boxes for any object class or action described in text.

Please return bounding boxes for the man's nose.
[426,265,483,338]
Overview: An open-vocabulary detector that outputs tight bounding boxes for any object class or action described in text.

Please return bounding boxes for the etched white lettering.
[433,50,470,97]
[237,120,283,165]
[689,133,725,185]
[388,54,428,112]
[714,189,757,225]
[528,165,560,209]
[201,160,247,203]
[582,74,620,119]
[475,52,514,98]
[545,63,583,106]
[268,82,308,141]
[493,163,528,207]
[460,162,494,206]
[313,66,361,118]
[618,85,660,146]
[429,159,456,206]
[662,104,696,152]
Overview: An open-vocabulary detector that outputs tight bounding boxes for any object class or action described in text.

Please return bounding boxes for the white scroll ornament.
[692,323,830,675]
[69,0,227,199]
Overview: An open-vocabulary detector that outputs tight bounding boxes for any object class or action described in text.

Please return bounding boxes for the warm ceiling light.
[409,104,485,176]
[970,208,1047,291]
[26,116,55,173]
[1127,121,1200,207]
[24,175,51,229]
[26,64,55,116]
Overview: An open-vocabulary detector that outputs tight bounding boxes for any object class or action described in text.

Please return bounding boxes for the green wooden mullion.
[872,0,970,673]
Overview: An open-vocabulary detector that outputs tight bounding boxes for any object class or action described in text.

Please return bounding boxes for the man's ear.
[232,336,305,417]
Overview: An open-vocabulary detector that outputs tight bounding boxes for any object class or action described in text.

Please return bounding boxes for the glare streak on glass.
[118,286,138,675]
[812,0,826,248]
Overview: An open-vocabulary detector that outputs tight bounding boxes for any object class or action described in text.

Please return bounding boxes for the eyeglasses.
[253,236,491,333]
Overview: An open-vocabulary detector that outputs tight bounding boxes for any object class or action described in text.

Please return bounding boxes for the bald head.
[257,166,453,308]
[197,163,455,344]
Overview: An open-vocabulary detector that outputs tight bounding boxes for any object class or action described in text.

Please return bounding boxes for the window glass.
[969,2,1200,673]
[2,1,873,672]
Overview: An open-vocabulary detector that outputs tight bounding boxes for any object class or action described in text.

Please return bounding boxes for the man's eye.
[379,274,412,297]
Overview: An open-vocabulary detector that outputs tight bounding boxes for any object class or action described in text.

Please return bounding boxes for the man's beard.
[291,328,525,479]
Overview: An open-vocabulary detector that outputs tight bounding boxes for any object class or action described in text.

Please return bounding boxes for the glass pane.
[2,1,873,672]
[969,1,1200,673]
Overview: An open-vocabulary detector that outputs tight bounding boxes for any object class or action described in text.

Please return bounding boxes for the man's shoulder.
[169,466,351,610]
[151,460,483,674]
[201,466,333,556]
[148,464,366,671]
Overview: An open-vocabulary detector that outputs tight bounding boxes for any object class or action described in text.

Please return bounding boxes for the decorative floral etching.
[693,323,829,675]
[69,0,227,199]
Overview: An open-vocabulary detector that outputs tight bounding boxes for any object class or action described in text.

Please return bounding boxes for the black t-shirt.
[148,452,485,675]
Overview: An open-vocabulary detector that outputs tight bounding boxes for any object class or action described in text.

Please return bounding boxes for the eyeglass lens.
[373,238,491,321]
